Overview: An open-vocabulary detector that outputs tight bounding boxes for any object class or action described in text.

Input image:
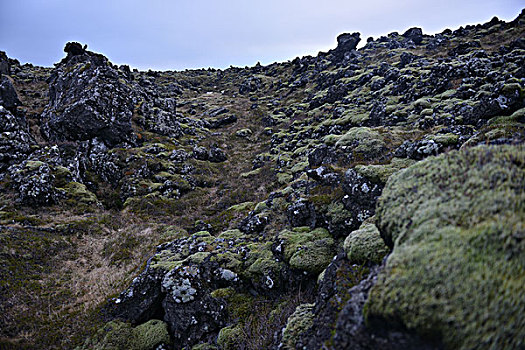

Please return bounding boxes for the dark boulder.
[193,146,209,161]
[161,264,228,348]
[170,149,190,163]
[64,42,86,57]
[298,259,439,349]
[8,160,62,207]
[287,199,316,228]
[0,76,21,111]
[208,114,237,129]
[106,266,165,325]
[448,41,482,56]
[0,107,34,171]
[208,107,229,117]
[41,43,136,147]
[208,146,227,163]
[402,27,423,45]
[394,139,441,160]
[239,211,269,234]
[239,76,262,94]
[341,169,383,229]
[329,33,361,63]
[336,33,361,52]
[398,52,419,68]
[137,102,183,138]
[0,51,10,76]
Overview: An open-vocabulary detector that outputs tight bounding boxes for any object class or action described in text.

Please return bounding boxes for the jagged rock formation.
[0,9,524,350]
[41,42,137,146]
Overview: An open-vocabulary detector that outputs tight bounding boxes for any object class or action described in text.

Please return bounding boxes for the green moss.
[218,229,245,240]
[335,111,370,126]
[159,226,188,242]
[488,107,525,126]
[335,127,387,159]
[414,98,432,109]
[240,167,263,178]
[281,303,315,349]
[278,227,335,274]
[62,181,98,204]
[192,343,218,350]
[187,251,211,265]
[288,239,335,274]
[366,145,525,349]
[54,166,73,187]
[325,202,353,229]
[217,325,243,350]
[77,319,170,350]
[210,287,235,299]
[132,319,171,350]
[420,108,433,116]
[323,134,342,146]
[355,158,416,183]
[290,161,309,174]
[212,288,261,325]
[276,172,293,185]
[244,241,282,279]
[253,201,268,214]
[226,201,255,212]
[236,128,253,137]
[211,250,243,271]
[149,238,210,271]
[343,223,389,264]
[430,133,460,146]
[24,160,45,171]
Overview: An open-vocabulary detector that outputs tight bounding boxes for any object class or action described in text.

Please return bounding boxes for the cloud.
[0,0,523,70]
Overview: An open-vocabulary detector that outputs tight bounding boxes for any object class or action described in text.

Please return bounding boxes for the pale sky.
[0,0,522,71]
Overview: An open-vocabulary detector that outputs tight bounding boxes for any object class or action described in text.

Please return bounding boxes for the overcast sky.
[0,1,522,71]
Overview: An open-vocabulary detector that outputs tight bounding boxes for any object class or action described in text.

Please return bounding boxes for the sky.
[0,0,523,71]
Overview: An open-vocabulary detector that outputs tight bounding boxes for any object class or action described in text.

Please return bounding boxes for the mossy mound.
[354,158,416,183]
[280,303,315,349]
[365,145,525,349]
[217,325,243,350]
[278,227,335,274]
[76,319,170,350]
[343,222,389,264]
[191,343,218,350]
[334,127,387,159]
[62,181,99,204]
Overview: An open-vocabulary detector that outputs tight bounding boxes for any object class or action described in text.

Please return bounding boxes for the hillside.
[0,10,524,350]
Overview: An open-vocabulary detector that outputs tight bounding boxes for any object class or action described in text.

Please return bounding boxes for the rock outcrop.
[41,43,137,146]
[0,9,524,350]
[366,145,525,349]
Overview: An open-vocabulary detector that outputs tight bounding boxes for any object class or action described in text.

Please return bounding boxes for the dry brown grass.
[0,209,175,349]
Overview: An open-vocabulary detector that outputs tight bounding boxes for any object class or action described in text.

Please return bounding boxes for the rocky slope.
[0,10,524,350]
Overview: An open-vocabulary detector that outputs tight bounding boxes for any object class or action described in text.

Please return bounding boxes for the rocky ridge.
[0,10,524,350]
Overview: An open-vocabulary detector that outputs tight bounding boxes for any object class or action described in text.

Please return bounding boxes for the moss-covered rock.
[77,319,170,350]
[235,128,253,137]
[343,222,389,264]
[132,319,171,350]
[280,303,315,349]
[192,343,218,350]
[354,158,416,183]
[245,241,282,277]
[62,181,98,204]
[365,145,525,349]
[278,227,335,274]
[217,325,243,350]
[334,127,387,159]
